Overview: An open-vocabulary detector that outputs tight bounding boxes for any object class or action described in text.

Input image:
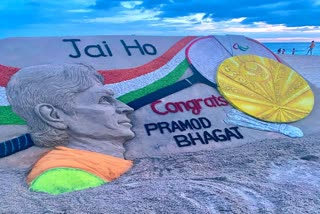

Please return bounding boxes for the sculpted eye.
[99,96,112,104]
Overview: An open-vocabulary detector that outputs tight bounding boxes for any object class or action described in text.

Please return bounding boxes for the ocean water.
[263,42,319,56]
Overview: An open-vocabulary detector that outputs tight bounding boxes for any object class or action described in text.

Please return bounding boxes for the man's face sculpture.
[62,82,135,141]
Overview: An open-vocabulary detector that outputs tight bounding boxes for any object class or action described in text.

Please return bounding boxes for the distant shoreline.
[263,42,319,56]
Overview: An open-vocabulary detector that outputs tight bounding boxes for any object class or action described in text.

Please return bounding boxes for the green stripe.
[0,106,26,125]
[0,60,188,125]
[118,59,189,104]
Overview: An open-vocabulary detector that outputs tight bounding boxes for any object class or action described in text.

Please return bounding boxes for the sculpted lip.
[118,119,132,127]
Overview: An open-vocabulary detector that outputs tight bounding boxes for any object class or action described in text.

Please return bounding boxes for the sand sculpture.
[0,35,316,196]
[5,64,135,194]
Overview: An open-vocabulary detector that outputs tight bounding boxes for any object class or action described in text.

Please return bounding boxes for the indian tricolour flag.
[0,86,26,125]
[0,36,197,125]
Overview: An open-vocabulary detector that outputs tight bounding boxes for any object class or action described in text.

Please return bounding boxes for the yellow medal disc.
[217,55,314,122]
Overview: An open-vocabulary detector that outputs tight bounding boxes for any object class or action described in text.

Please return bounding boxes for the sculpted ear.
[34,104,68,130]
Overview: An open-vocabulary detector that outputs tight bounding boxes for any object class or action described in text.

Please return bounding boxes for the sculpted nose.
[116,101,134,114]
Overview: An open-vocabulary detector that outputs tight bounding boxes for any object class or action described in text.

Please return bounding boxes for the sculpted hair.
[6,64,104,147]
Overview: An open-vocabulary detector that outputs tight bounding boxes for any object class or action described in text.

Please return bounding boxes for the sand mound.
[1,135,320,213]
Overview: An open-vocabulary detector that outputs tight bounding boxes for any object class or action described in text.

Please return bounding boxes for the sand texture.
[1,135,320,213]
[0,55,320,213]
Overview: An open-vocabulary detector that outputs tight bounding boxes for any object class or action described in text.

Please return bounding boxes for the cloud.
[1,0,319,41]
[120,1,143,9]
[129,0,320,27]
[161,13,206,26]
[313,0,320,5]
[247,1,291,9]
[145,10,320,40]
[83,9,161,23]
[67,9,93,13]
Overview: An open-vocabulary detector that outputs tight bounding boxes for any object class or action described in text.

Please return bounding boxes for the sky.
[1,0,320,42]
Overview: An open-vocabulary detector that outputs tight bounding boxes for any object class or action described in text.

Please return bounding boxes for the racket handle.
[127,78,195,110]
[188,64,217,88]
[0,134,34,158]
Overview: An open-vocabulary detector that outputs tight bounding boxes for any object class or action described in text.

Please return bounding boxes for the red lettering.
[195,99,203,108]
[175,101,188,112]
[165,102,179,113]
[211,95,221,106]
[218,96,229,106]
[204,97,216,107]
[151,100,168,115]
[150,95,228,115]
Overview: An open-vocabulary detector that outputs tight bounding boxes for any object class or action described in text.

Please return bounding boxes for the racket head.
[216,55,314,123]
[185,36,231,84]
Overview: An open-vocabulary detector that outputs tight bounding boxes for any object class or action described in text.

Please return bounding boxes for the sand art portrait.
[6,64,135,194]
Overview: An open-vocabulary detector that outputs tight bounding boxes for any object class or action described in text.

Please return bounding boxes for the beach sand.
[0,55,320,214]
[281,55,320,87]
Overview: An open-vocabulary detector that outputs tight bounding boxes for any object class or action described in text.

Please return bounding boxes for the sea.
[262,42,319,56]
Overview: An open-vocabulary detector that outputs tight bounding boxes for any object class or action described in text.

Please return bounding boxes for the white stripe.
[107,44,191,98]
[0,47,188,104]
[0,87,9,106]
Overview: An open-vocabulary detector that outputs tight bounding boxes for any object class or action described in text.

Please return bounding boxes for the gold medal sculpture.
[217,55,314,123]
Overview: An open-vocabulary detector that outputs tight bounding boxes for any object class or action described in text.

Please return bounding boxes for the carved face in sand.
[6,64,135,148]
[63,82,135,141]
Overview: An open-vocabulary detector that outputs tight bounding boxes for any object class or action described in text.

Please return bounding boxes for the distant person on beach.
[6,64,135,195]
[277,48,282,54]
[306,41,315,55]
[282,49,285,54]
[292,48,296,55]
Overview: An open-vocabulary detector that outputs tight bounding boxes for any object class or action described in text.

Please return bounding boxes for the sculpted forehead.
[74,84,114,103]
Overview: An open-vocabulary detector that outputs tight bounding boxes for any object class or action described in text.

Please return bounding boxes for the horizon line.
[256,37,319,43]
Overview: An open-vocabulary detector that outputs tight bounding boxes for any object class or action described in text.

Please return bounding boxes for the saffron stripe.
[0,37,197,124]
[108,45,189,97]
[0,37,196,87]
[100,36,197,84]
[0,64,20,87]
[0,60,187,125]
